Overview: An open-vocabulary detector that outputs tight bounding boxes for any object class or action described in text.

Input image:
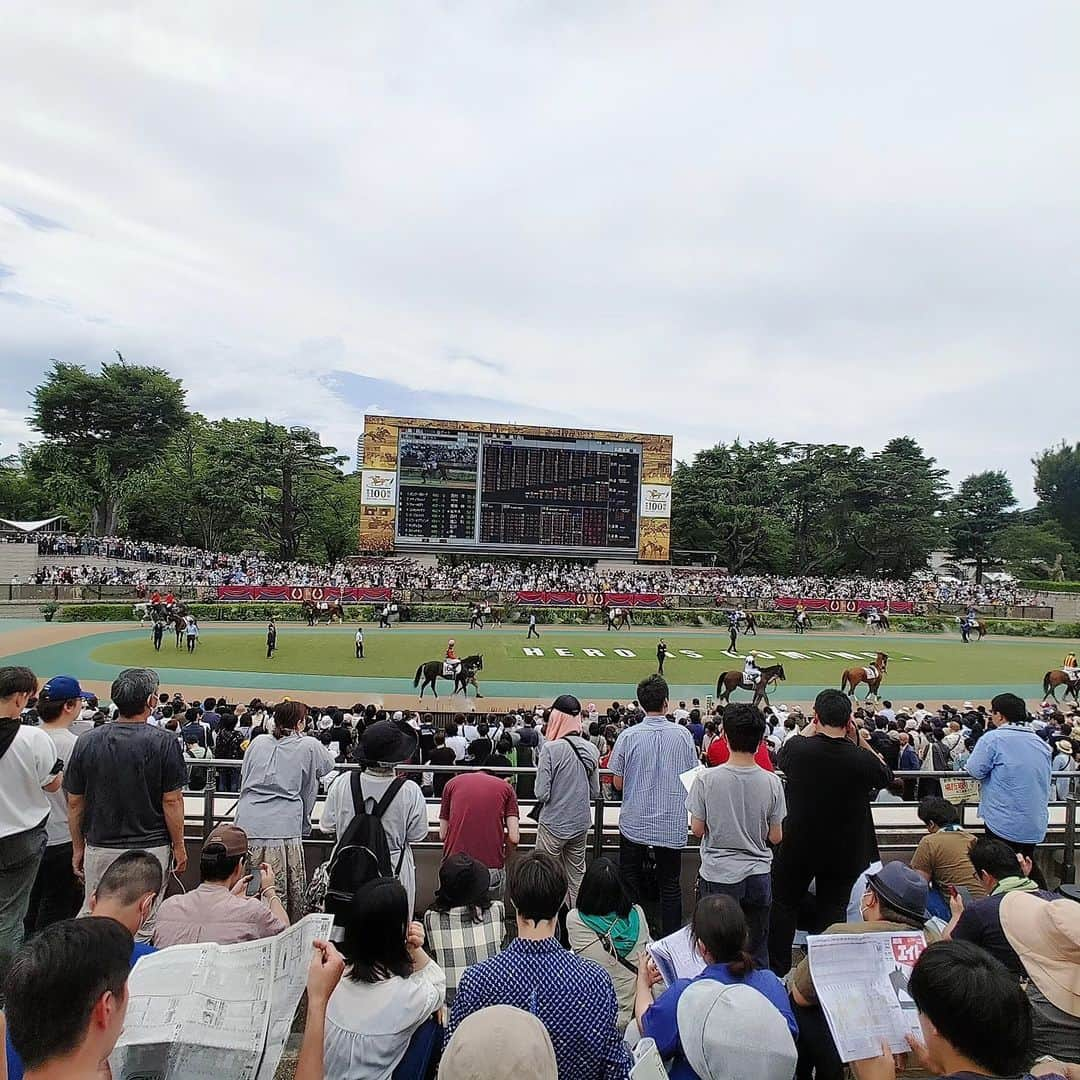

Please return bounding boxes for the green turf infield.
[82,626,1076,702]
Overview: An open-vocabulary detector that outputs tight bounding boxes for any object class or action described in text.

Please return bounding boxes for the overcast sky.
[2,3,1077,505]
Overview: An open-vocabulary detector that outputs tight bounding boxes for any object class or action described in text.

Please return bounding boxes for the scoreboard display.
[360,416,673,562]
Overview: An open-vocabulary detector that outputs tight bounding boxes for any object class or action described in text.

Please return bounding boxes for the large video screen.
[394,428,640,554]
[360,416,672,561]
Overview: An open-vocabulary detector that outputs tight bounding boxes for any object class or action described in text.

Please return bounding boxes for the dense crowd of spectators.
[26,534,1039,605]
[2,664,1078,1079]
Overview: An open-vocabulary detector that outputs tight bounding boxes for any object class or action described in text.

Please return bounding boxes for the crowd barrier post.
[591,783,606,860]
[202,785,215,840]
[1063,794,1077,885]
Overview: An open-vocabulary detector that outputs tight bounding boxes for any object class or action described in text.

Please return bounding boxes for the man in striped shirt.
[608,674,698,935]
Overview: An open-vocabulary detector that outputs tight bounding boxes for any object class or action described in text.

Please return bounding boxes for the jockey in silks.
[960,610,977,642]
[1064,652,1078,681]
[445,639,461,676]
[795,603,807,630]
[743,652,762,688]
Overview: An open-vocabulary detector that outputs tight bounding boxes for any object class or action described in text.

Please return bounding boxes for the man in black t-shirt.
[64,667,188,941]
[426,731,459,797]
[768,688,892,975]
[266,621,277,659]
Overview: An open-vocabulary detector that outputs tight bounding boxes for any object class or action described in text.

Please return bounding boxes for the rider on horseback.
[743,652,761,688]
[444,639,461,677]
[1064,652,1079,682]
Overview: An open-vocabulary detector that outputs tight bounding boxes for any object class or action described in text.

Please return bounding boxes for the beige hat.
[1000,892,1080,1017]
[439,1006,558,1080]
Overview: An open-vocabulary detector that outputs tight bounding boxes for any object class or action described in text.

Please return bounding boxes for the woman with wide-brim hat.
[320,719,429,914]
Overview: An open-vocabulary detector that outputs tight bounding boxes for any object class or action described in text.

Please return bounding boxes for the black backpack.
[323,774,407,922]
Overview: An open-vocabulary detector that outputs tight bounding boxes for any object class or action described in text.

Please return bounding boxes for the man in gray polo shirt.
[687,703,786,967]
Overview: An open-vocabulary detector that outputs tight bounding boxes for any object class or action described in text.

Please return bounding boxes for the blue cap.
[40,676,92,702]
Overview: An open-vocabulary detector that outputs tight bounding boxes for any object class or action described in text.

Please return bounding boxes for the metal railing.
[182,761,1078,884]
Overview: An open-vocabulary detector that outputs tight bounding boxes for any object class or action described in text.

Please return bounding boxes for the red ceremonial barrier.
[215,586,392,603]
[514,591,666,608]
[770,596,915,615]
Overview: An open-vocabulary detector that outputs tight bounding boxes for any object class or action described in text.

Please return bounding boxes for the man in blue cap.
[24,676,92,932]
[789,861,936,1080]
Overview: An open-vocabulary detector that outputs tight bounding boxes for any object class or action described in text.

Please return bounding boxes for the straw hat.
[1000,892,1080,1017]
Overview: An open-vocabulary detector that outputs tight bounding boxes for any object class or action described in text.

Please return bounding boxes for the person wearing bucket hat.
[535,694,599,906]
[790,861,933,1079]
[424,854,505,1005]
[439,1005,558,1080]
[1052,738,1077,801]
[1000,891,1080,1060]
[676,980,798,1080]
[320,720,427,913]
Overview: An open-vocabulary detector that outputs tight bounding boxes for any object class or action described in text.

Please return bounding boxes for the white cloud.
[2,2,1078,500]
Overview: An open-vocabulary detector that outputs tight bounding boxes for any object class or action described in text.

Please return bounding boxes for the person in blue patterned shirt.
[608,674,698,935]
[447,851,632,1080]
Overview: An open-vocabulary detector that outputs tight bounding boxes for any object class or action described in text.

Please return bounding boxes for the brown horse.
[716,664,786,707]
[302,599,345,625]
[960,618,986,642]
[1043,669,1080,704]
[841,652,889,698]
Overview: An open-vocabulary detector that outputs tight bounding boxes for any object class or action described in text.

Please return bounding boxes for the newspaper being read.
[646,925,706,987]
[109,912,333,1080]
[807,931,927,1063]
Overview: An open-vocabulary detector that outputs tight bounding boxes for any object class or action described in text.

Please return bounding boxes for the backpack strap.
[374,776,407,819]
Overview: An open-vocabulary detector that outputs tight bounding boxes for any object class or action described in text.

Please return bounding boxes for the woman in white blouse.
[323,877,446,1079]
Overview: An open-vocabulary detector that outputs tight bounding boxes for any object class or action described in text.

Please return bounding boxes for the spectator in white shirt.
[0,666,63,985]
[25,676,89,932]
[323,878,446,1079]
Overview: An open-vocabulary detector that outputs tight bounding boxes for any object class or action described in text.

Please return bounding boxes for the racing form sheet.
[807,931,927,1063]
[109,913,333,1079]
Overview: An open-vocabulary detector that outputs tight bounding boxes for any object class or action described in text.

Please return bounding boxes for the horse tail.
[1043,672,1052,695]
[413,664,425,688]
[840,670,850,693]
[716,673,725,696]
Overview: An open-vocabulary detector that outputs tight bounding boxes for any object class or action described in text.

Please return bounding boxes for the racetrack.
[0,619,1075,710]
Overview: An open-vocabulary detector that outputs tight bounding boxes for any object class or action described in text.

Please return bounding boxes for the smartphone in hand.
[246,862,263,897]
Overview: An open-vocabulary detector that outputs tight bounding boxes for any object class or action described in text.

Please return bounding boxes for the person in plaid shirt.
[423,854,505,1004]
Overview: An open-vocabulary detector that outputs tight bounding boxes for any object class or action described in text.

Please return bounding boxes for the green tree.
[1033,442,1080,548]
[202,421,348,560]
[29,360,189,534]
[671,441,793,571]
[947,471,1017,582]
[846,438,948,577]
[994,517,1076,579]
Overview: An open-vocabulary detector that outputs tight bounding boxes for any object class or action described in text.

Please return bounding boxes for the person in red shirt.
[439,739,520,898]
[446,640,457,660]
[706,725,775,771]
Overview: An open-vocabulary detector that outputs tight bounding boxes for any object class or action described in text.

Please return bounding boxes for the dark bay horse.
[414,654,484,699]
[716,664,785,707]
[1043,669,1080,704]
[841,652,889,698]
[605,607,632,631]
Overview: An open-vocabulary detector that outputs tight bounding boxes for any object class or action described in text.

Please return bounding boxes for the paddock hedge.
[1019,579,1080,594]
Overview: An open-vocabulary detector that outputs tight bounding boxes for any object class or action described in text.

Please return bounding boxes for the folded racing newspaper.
[109,912,333,1080]
[646,924,706,987]
[807,930,928,1063]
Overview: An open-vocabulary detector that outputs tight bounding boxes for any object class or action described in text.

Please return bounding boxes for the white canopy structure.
[0,516,65,533]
